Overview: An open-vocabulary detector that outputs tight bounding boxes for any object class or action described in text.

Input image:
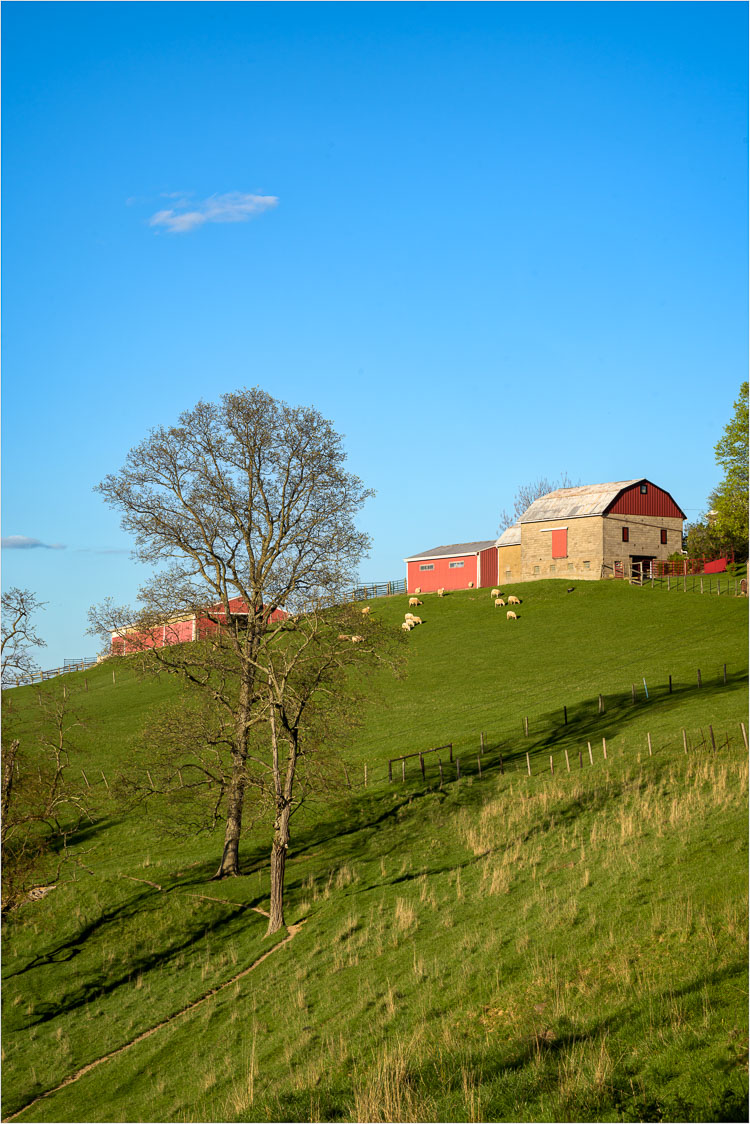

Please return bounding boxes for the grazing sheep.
[490,589,500,599]
[409,616,422,625]
[361,606,371,615]
[437,588,445,598]
[409,597,423,608]
[405,612,415,620]
[351,635,365,642]
[506,610,518,621]
[414,587,422,594]
[468,581,474,588]
[401,620,415,631]
[337,634,350,640]
[494,598,505,607]
[507,595,521,605]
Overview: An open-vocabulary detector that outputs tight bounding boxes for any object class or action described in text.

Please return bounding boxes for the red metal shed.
[404,541,497,594]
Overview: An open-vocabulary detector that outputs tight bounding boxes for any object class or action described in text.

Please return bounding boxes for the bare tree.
[89,388,383,898]
[497,472,577,534]
[1,686,93,914]
[2,589,46,687]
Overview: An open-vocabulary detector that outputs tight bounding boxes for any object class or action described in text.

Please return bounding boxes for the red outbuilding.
[110,596,287,655]
[404,540,498,594]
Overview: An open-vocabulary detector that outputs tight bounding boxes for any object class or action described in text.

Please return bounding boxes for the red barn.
[404,540,498,594]
[110,597,287,655]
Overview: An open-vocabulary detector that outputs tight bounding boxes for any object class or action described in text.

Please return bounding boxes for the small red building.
[111,596,287,655]
[404,540,498,594]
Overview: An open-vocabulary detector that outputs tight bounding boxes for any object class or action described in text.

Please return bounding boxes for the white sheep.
[437,588,445,598]
[351,634,365,642]
[361,606,371,615]
[507,595,521,605]
[494,598,505,608]
[401,620,415,631]
[506,610,518,621]
[414,587,422,594]
[337,634,350,640]
[490,589,500,599]
[468,581,474,588]
[409,597,423,607]
[409,616,422,625]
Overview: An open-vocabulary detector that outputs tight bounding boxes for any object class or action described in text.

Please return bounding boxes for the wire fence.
[643,573,747,596]
[4,657,100,690]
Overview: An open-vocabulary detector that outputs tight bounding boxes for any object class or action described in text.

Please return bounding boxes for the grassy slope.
[2,580,747,1123]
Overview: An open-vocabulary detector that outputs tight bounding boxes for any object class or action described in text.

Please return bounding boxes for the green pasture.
[2,579,747,1122]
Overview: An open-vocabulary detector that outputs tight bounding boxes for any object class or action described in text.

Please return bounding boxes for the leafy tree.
[89,387,398,931]
[498,473,576,534]
[707,382,748,560]
[1,589,46,687]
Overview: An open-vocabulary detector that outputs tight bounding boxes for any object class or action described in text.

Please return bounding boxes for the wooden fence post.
[549,755,554,775]
[112,669,116,685]
[364,764,368,788]
[741,723,748,751]
[682,728,688,755]
[647,733,652,756]
[524,716,529,737]
[564,749,570,772]
[419,753,425,779]
[579,749,583,769]
[401,759,405,783]
[563,705,568,725]
[449,743,453,763]
[697,669,702,688]
[480,732,485,756]
[526,752,531,776]
[388,760,392,782]
[709,725,717,752]
[602,738,608,760]
[598,694,604,715]
[477,755,482,778]
[587,741,593,765]
[700,577,704,594]
[439,759,444,789]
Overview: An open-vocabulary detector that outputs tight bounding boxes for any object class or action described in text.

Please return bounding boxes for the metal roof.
[519,481,642,523]
[404,540,497,562]
[495,523,521,547]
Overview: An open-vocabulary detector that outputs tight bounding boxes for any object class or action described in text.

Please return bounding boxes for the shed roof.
[404,540,496,562]
[495,523,521,547]
[519,481,643,523]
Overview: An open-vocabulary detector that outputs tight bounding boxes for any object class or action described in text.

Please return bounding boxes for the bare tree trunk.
[1,740,20,853]
[214,671,254,879]
[267,801,291,935]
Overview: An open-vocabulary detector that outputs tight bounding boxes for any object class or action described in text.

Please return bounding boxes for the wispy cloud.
[149,192,279,234]
[2,536,66,551]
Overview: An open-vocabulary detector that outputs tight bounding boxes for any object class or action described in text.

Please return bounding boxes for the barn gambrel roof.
[519,480,644,523]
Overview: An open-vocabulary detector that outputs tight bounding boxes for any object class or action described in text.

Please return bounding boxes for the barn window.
[568,563,574,571]
[640,484,648,494]
[419,564,434,571]
[583,561,590,570]
[449,561,464,569]
[660,529,667,544]
[533,565,540,575]
[622,527,629,542]
[505,569,511,579]
[549,564,556,574]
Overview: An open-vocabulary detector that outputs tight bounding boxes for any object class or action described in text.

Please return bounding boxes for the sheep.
[506,610,518,620]
[405,612,415,620]
[409,616,422,625]
[490,589,500,599]
[414,587,422,594]
[361,606,371,615]
[337,634,351,640]
[494,598,505,607]
[468,581,474,588]
[351,634,365,642]
[409,597,423,607]
[437,588,445,598]
[401,620,415,631]
[507,595,521,605]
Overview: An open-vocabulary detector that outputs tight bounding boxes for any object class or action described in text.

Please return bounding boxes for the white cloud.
[2,536,66,550]
[149,192,279,234]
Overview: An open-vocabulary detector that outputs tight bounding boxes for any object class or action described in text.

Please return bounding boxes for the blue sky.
[2,2,747,667]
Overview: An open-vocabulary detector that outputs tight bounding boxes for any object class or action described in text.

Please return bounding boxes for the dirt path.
[4,912,307,1122]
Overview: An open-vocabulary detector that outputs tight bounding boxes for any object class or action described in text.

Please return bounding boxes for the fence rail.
[350,578,406,601]
[5,657,100,690]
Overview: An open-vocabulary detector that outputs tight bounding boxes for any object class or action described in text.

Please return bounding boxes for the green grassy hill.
[2,580,748,1122]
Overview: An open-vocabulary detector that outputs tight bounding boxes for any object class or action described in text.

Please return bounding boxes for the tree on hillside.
[89,387,400,930]
[497,472,576,535]
[708,382,748,560]
[2,589,46,687]
[2,686,93,914]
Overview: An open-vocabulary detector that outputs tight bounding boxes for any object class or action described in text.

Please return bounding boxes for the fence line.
[351,578,406,602]
[5,657,100,690]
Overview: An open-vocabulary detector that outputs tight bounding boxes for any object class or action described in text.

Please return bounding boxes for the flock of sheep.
[347,586,525,639]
